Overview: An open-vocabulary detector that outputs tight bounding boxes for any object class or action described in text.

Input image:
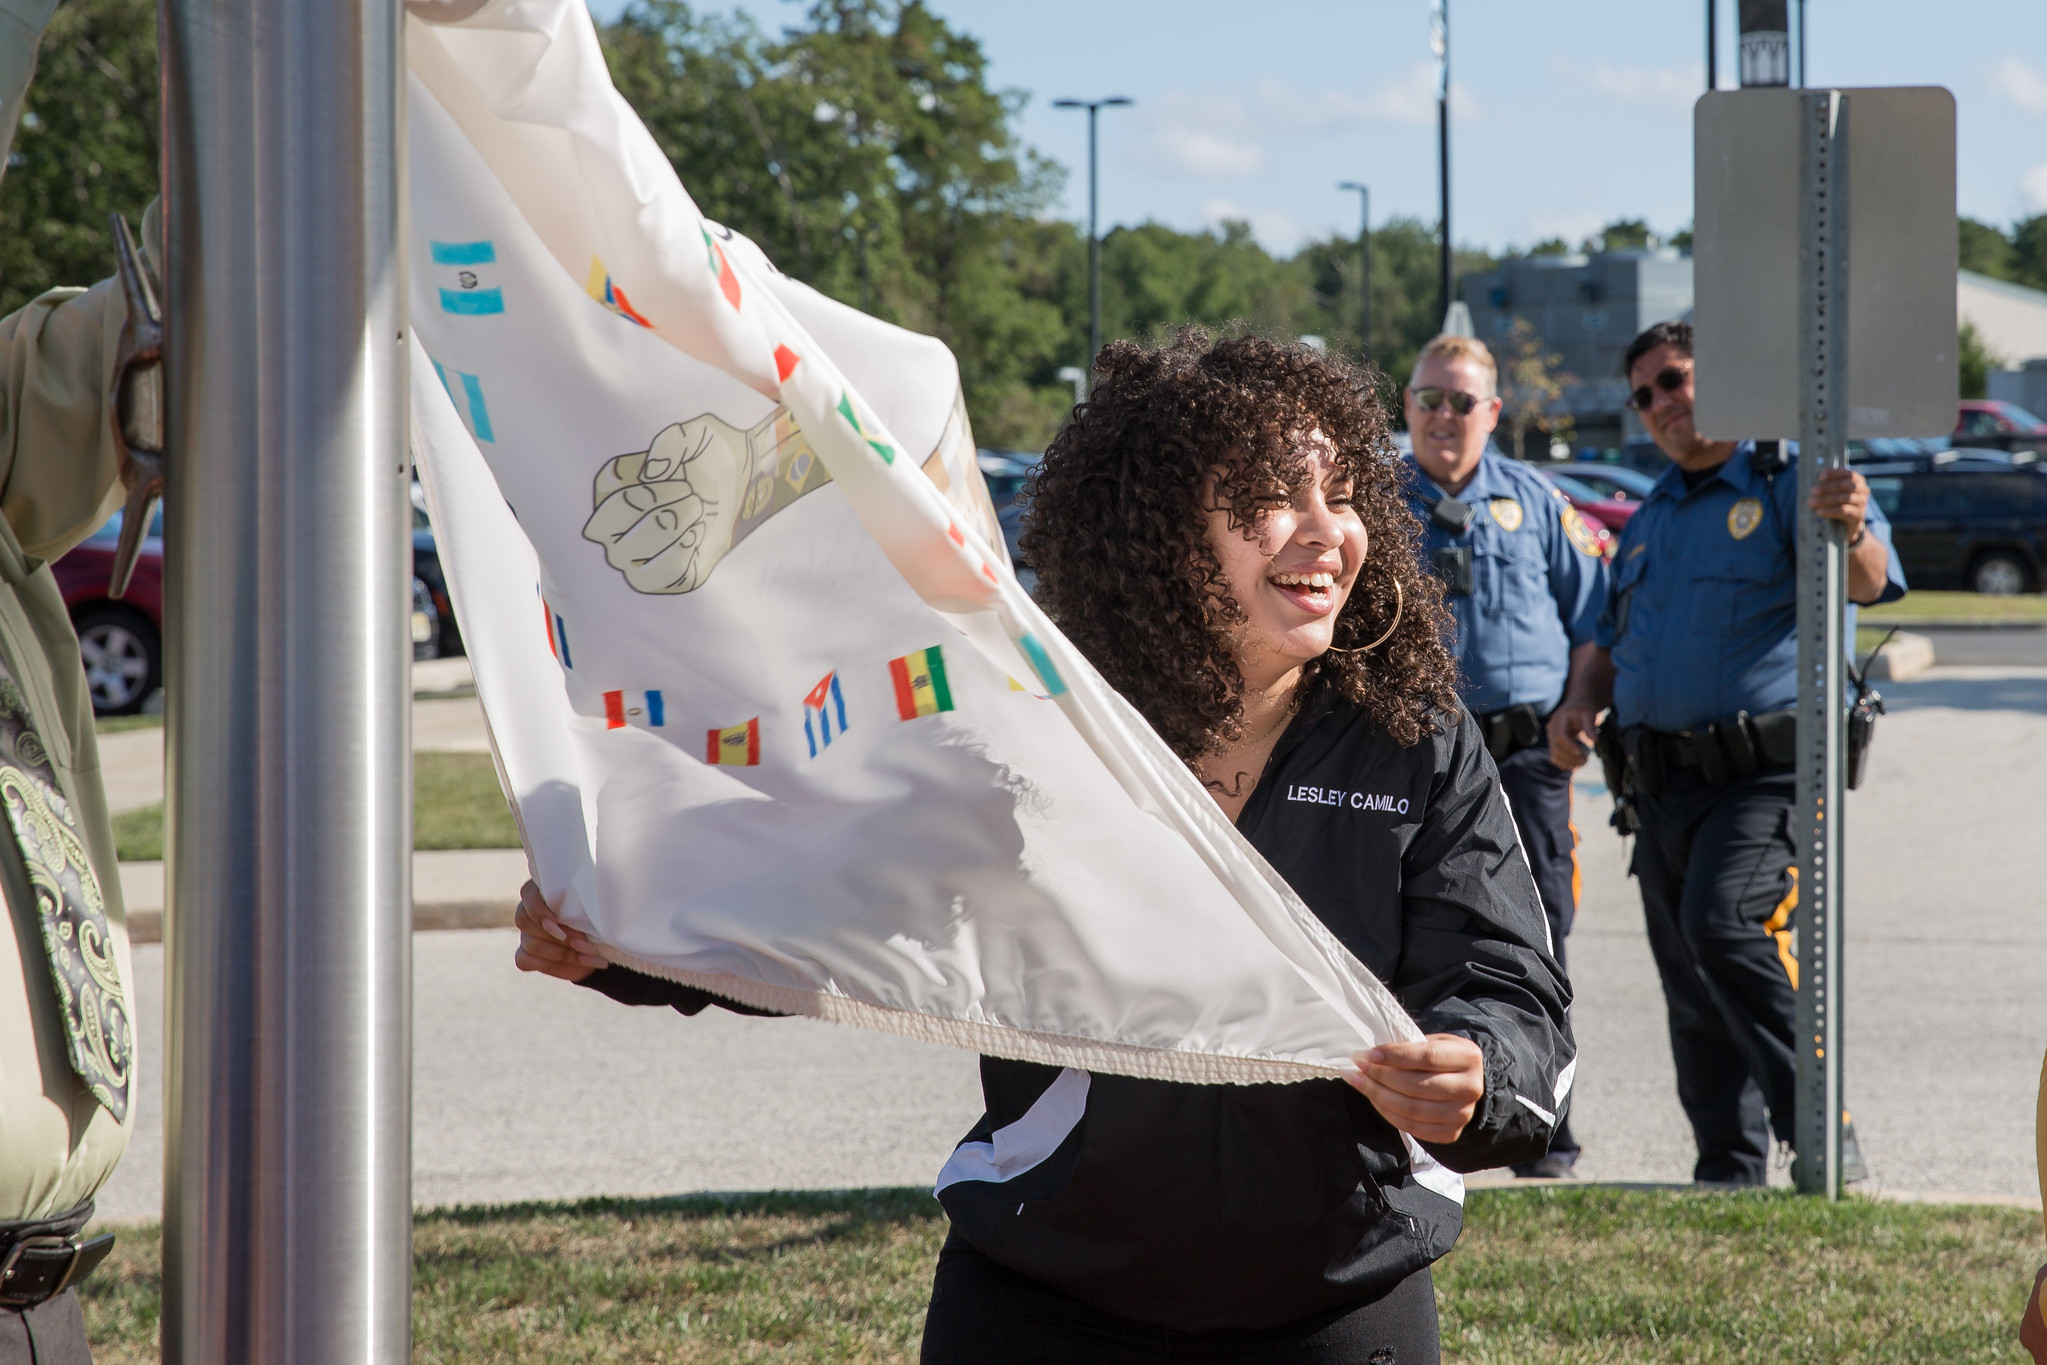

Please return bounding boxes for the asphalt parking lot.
[92,664,2047,1222]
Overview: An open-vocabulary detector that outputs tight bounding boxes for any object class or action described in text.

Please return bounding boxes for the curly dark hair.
[1019,327,1459,761]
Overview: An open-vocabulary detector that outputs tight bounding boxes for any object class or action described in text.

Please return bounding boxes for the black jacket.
[581,686,1575,1333]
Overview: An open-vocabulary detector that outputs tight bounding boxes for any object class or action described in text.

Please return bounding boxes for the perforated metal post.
[1793,88,1847,1199]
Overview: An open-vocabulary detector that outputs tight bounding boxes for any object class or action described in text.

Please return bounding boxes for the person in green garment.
[0,3,160,1361]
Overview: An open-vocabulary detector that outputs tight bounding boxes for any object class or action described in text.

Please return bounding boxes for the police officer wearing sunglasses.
[1401,334,1608,1180]
[1547,320,1906,1187]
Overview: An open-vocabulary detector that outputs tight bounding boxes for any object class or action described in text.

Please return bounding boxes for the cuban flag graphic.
[803,671,848,758]
[603,689,665,730]
[428,357,495,442]
[431,239,505,315]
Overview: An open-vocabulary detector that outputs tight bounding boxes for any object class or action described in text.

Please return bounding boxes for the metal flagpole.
[1432,0,1450,323]
[1793,87,1847,1200]
[160,0,414,1358]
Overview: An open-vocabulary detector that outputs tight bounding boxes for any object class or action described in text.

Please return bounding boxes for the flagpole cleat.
[105,213,164,600]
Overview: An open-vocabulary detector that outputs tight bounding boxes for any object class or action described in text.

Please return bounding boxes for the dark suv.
[1862,460,2047,594]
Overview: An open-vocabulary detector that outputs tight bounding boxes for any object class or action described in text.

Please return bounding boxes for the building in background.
[1461,248,1694,456]
[1963,271,2047,418]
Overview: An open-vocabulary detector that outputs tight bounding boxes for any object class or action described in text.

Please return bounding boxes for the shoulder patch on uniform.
[1489,497,1524,532]
[1561,504,1603,557]
[1728,497,1765,540]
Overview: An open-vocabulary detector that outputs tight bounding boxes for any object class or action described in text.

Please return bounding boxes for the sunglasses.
[1409,387,1481,416]
[1628,366,1689,412]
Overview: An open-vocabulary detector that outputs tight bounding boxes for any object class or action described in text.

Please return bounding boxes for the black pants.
[920,1234,1439,1365]
[0,1291,91,1365]
[1632,767,1800,1185]
[1495,742,1579,1160]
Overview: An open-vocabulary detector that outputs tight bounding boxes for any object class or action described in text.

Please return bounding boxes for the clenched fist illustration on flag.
[405,0,1416,1083]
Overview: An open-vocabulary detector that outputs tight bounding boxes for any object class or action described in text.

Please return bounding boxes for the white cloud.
[1141,94,1264,177]
[1252,65,1480,130]
[1991,59,2047,116]
[2023,162,2047,214]
[1554,59,1702,113]
[1201,199,1307,255]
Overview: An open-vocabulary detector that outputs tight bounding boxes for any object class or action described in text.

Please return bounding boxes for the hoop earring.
[1325,577,1402,654]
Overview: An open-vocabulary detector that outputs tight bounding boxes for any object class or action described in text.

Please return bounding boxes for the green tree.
[1958,216,2013,279]
[1497,319,1575,461]
[1958,318,1999,400]
[601,0,1074,448]
[2010,215,2047,292]
[0,0,158,317]
[1585,218,1652,253]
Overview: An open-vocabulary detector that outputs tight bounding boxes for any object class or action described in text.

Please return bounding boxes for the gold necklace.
[1225,694,1300,753]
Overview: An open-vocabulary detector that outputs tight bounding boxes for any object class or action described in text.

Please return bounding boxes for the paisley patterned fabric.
[0,673,129,1122]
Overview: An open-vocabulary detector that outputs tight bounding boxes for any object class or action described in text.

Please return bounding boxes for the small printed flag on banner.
[603,689,666,730]
[835,392,895,465]
[889,646,954,721]
[541,599,572,667]
[803,671,848,757]
[706,718,761,766]
[701,227,743,311]
[431,239,505,315]
[585,255,654,327]
[429,357,496,442]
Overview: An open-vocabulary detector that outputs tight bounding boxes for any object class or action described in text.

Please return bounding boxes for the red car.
[1954,400,2047,454]
[52,507,163,715]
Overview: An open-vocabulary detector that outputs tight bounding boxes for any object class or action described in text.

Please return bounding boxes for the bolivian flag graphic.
[889,646,954,721]
[706,718,760,765]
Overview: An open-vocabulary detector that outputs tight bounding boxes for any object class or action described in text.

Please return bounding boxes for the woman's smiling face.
[1203,430,1366,689]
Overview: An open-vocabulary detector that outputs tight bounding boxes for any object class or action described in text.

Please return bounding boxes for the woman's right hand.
[512,879,609,982]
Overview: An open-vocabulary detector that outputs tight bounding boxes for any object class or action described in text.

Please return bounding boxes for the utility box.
[1692,87,1957,440]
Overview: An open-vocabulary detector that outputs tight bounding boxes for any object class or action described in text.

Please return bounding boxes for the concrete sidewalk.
[115,847,529,945]
[97,657,489,816]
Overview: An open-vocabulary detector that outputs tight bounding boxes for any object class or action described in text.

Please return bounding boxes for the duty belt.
[0,1204,115,1310]
[1477,704,1547,763]
[1624,708,1797,795]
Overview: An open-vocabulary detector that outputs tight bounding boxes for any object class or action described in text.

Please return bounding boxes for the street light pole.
[1431,0,1451,324]
[160,0,412,1359]
[1337,182,1371,357]
[1707,0,1719,91]
[1053,96,1132,397]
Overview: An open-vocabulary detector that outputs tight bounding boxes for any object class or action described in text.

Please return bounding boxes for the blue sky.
[585,1,2047,258]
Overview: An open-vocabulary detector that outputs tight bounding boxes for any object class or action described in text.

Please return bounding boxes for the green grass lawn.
[110,751,519,862]
[74,1188,2045,1364]
[1862,591,2047,624]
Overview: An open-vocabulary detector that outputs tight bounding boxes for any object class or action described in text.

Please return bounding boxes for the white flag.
[405,0,1417,1084]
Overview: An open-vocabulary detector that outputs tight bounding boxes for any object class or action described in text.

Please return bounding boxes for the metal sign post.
[1693,86,1954,1199]
[160,0,412,1358]
[1792,89,1847,1198]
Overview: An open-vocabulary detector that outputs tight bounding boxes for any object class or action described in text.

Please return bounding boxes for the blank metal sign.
[1692,87,1956,441]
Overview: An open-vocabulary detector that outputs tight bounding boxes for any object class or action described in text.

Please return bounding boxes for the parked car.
[53,507,163,715]
[977,449,1040,511]
[411,482,464,658]
[1553,461,1658,505]
[1952,400,2047,455]
[1860,460,2047,593]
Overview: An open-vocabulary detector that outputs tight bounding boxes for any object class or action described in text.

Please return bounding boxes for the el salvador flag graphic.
[431,239,505,315]
[428,357,495,442]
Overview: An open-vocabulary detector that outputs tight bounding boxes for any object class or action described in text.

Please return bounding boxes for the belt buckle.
[0,1235,82,1307]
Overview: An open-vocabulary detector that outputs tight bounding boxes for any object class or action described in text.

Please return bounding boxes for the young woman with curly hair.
[514,328,1573,1363]
[916,329,1574,1363]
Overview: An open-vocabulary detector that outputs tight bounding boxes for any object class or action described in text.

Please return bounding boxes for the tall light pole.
[1430,0,1451,325]
[161,0,412,1360]
[1337,182,1371,357]
[1053,96,1132,395]
[1707,0,1719,91]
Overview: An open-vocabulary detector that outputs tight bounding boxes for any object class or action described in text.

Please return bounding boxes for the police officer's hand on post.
[1344,1034,1487,1145]
[1810,466,1893,604]
[513,879,608,982]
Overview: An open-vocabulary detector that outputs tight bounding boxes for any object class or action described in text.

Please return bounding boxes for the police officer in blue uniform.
[1403,334,1608,1179]
[1548,320,1906,1186]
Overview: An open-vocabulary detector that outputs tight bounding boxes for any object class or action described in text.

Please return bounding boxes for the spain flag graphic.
[889,646,955,721]
[706,717,760,765]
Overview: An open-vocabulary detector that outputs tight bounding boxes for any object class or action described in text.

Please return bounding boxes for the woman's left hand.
[1344,1034,1486,1145]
